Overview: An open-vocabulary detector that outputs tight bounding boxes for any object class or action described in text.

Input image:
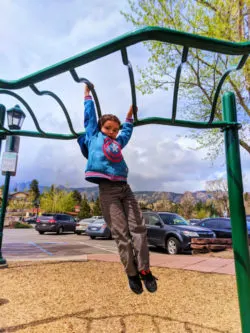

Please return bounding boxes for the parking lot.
[1,228,236,276]
[2,228,118,260]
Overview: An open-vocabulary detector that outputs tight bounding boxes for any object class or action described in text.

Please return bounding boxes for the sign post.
[0,136,20,267]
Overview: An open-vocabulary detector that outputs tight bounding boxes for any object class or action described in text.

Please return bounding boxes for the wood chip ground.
[0,260,241,333]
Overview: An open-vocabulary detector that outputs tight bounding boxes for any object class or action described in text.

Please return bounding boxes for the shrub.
[13,222,33,229]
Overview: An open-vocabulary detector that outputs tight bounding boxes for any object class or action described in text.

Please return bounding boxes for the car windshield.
[92,219,105,225]
[159,213,189,225]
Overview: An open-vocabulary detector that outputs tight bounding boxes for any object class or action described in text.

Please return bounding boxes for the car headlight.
[182,231,199,237]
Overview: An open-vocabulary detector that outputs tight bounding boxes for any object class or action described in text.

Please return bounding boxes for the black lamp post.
[7,105,26,130]
[0,104,26,267]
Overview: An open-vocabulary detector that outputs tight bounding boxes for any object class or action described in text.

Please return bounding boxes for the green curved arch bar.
[0,26,249,140]
[0,26,249,90]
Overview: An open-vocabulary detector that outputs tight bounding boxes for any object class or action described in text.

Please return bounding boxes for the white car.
[75,216,103,235]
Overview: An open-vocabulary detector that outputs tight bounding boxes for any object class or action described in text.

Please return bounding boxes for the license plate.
[42,224,46,226]
[91,228,97,231]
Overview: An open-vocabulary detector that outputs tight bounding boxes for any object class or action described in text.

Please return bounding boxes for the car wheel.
[38,231,44,235]
[166,237,181,255]
[57,227,63,235]
[90,236,96,239]
[75,231,82,235]
[107,232,113,240]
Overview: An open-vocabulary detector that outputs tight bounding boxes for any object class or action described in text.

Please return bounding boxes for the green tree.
[40,186,75,213]
[72,190,82,205]
[78,195,91,219]
[8,194,32,220]
[206,201,220,217]
[29,179,40,200]
[122,0,250,159]
[29,179,40,212]
[92,196,102,216]
[196,208,208,219]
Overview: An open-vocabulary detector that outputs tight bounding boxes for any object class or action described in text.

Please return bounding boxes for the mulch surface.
[0,260,240,333]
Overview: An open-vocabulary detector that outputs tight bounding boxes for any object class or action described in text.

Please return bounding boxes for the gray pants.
[99,181,150,276]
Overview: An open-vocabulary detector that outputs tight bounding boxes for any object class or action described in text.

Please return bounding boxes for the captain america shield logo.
[103,137,123,163]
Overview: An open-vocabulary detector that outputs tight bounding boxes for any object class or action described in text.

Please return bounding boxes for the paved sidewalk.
[3,251,235,275]
[87,253,235,275]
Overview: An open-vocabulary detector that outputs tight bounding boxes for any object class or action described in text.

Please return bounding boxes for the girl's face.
[101,120,120,139]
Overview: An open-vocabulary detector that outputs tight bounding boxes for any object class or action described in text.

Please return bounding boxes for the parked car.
[142,211,215,255]
[35,213,76,235]
[189,218,201,225]
[86,218,112,239]
[75,217,102,235]
[23,217,37,224]
[195,217,250,238]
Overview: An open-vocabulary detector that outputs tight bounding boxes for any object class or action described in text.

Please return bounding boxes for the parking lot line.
[78,241,118,254]
[29,242,54,256]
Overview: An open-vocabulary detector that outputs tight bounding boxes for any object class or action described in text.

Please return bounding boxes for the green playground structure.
[0,26,249,332]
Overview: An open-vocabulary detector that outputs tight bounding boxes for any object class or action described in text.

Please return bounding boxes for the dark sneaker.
[140,270,158,293]
[128,274,143,294]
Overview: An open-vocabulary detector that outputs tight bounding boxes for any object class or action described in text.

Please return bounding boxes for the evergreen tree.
[30,179,40,198]
[92,196,102,216]
[29,179,40,205]
[72,190,82,205]
[78,195,91,219]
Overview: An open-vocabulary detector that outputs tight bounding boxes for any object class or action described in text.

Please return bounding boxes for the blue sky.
[0,0,249,193]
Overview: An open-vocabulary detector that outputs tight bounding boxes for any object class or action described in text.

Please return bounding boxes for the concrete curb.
[6,255,88,262]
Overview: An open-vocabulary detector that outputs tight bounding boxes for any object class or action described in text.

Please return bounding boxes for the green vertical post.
[0,172,11,267]
[223,91,250,333]
[0,104,6,266]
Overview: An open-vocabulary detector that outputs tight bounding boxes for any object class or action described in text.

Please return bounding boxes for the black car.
[142,211,215,255]
[35,213,76,235]
[195,217,250,238]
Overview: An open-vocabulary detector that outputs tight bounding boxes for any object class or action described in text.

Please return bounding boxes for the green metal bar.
[121,48,138,121]
[0,26,249,90]
[0,172,11,267]
[0,104,6,134]
[0,90,46,135]
[30,84,77,136]
[0,104,6,266]
[0,118,240,140]
[134,117,240,129]
[0,129,79,140]
[223,92,250,333]
[69,69,102,118]
[209,54,249,123]
[172,47,188,123]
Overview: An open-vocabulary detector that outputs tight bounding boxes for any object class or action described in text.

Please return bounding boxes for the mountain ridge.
[10,181,212,203]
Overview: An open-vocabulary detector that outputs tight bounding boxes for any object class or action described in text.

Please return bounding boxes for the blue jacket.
[77,96,133,184]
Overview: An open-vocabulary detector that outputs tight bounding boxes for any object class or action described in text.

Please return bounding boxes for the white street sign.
[1,152,18,176]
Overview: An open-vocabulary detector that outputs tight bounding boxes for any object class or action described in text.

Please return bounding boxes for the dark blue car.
[142,211,215,255]
[195,217,250,238]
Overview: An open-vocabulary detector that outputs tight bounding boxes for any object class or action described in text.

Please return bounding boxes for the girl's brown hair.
[98,114,121,129]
